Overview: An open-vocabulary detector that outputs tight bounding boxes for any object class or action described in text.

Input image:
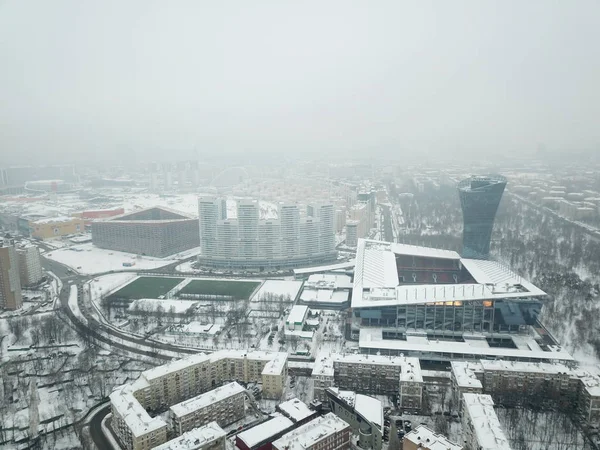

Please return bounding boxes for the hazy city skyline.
[1,0,599,164]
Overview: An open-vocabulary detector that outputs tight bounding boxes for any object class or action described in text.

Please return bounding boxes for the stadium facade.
[458,175,507,258]
[92,206,199,258]
[197,197,336,270]
[349,239,569,363]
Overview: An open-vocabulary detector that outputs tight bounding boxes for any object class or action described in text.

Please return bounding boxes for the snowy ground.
[44,242,175,274]
[251,280,303,302]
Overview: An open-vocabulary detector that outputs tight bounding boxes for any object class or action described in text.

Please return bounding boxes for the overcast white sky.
[1,1,599,163]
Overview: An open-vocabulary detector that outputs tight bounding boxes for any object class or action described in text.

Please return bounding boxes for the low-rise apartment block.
[152,422,226,450]
[403,425,462,450]
[261,353,288,399]
[109,385,168,450]
[325,388,383,450]
[312,353,423,411]
[450,359,600,425]
[111,351,288,450]
[131,350,287,411]
[461,393,511,450]
[170,382,245,435]
[272,413,351,450]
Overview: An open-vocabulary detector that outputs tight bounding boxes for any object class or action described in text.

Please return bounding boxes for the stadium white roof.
[352,239,547,309]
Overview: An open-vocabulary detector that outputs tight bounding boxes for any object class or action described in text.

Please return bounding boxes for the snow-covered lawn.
[251,280,303,302]
[44,242,175,274]
[89,273,138,298]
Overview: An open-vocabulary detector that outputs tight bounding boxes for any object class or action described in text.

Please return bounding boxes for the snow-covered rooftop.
[450,361,483,389]
[312,352,422,382]
[359,328,574,362]
[326,388,383,428]
[152,422,225,450]
[352,238,547,309]
[305,274,353,290]
[109,385,166,437]
[462,393,511,450]
[137,351,287,384]
[286,305,309,326]
[299,289,349,304]
[404,425,463,450]
[272,413,350,450]
[262,353,288,375]
[277,398,316,423]
[170,382,245,418]
[292,260,355,276]
[31,215,78,224]
[237,416,294,448]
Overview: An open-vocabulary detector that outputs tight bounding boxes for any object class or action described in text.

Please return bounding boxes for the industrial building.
[458,175,507,259]
[311,353,423,412]
[197,197,337,270]
[92,206,199,257]
[30,216,85,240]
[272,413,351,450]
[110,351,288,450]
[0,241,22,310]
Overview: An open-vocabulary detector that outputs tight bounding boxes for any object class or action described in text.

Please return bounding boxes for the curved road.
[88,404,111,450]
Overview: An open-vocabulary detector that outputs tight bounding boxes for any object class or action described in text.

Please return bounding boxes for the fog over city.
[3,3,600,450]
[1,0,600,164]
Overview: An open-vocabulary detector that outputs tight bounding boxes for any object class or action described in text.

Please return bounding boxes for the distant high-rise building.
[197,197,336,270]
[458,175,507,258]
[0,242,23,310]
[17,245,43,287]
[198,197,222,258]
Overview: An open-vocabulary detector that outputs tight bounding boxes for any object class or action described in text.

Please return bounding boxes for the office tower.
[0,241,23,310]
[458,175,507,258]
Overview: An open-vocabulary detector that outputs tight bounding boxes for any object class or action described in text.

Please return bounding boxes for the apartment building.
[197,197,337,270]
[403,425,462,450]
[272,413,351,450]
[17,245,43,286]
[311,353,423,411]
[461,393,511,450]
[261,353,288,399]
[131,351,287,410]
[450,359,600,425]
[170,382,245,435]
[152,422,226,450]
[111,351,288,450]
[325,388,383,450]
[109,385,168,450]
[450,361,484,410]
[0,242,22,310]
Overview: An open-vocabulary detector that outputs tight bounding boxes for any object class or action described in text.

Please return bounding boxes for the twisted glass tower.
[458,175,507,259]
